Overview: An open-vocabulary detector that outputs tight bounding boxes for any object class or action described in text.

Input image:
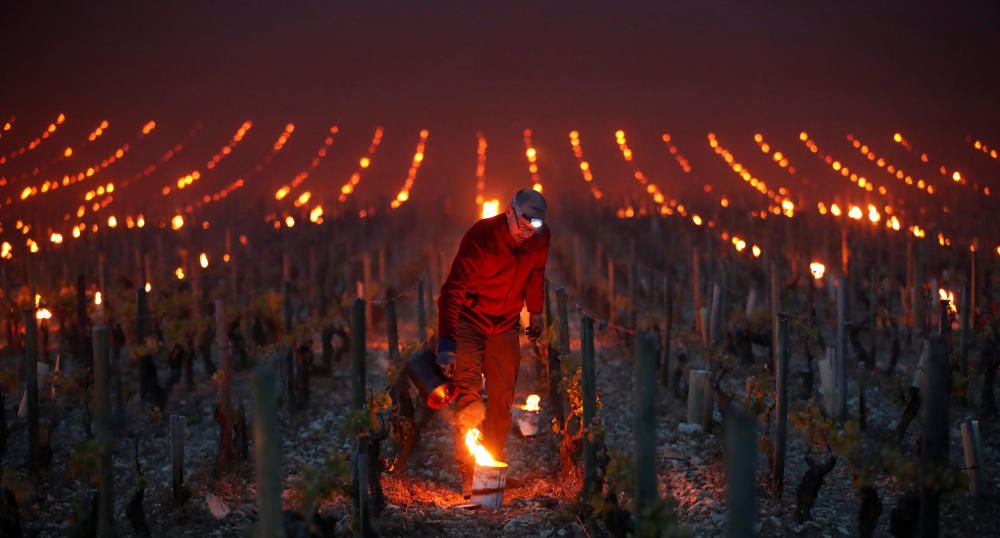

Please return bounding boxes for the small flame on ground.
[938,288,957,314]
[482,199,500,219]
[809,262,826,280]
[145,282,152,293]
[465,428,504,467]
[36,308,52,320]
[519,394,541,412]
[94,291,103,305]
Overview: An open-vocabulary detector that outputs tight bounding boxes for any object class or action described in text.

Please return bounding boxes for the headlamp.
[512,198,544,231]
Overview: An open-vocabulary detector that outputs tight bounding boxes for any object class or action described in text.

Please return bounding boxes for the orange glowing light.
[175,267,185,280]
[285,216,295,228]
[36,308,52,320]
[810,262,826,280]
[171,214,184,230]
[938,288,957,314]
[50,233,63,244]
[482,199,500,219]
[465,428,504,467]
[519,394,541,412]
[848,206,863,220]
[867,205,880,224]
[145,282,151,293]
[199,253,208,269]
[94,291,103,305]
[309,205,324,223]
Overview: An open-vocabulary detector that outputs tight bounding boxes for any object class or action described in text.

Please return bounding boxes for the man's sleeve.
[524,233,550,314]
[438,226,486,344]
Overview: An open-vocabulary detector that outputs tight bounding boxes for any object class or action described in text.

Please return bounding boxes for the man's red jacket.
[438,214,550,344]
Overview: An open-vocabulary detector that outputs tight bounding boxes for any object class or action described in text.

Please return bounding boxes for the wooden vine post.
[580,316,597,502]
[281,261,294,410]
[692,248,703,335]
[350,298,371,537]
[770,260,780,368]
[554,287,570,426]
[836,276,848,421]
[93,324,114,538]
[726,411,757,538]
[772,313,788,495]
[959,281,970,377]
[76,274,88,369]
[252,365,283,538]
[23,309,39,481]
[961,419,985,497]
[918,335,950,537]
[660,274,674,394]
[215,299,234,476]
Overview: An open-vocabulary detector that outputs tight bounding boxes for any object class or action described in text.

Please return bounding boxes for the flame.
[175,267,185,280]
[810,262,826,280]
[465,428,504,467]
[199,252,209,269]
[938,288,957,314]
[94,291,103,305]
[36,308,52,320]
[145,282,152,292]
[171,214,184,230]
[482,199,500,219]
[310,205,324,223]
[519,394,541,412]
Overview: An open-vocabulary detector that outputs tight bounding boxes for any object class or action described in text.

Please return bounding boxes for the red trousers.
[453,313,521,461]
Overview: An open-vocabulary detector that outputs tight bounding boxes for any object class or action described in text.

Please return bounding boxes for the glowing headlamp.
[512,198,544,230]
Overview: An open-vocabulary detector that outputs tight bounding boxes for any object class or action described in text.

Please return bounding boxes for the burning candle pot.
[465,428,508,509]
[513,394,541,437]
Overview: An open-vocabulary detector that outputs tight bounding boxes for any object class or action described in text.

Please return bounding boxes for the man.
[437,188,549,495]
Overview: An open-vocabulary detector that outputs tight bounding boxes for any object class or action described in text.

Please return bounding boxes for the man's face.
[505,206,538,243]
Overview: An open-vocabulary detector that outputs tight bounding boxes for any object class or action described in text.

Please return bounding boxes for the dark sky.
[3,1,999,132]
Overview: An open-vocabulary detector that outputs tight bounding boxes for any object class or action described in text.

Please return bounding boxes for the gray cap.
[513,188,547,221]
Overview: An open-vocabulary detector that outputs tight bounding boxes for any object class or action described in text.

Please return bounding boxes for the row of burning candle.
[1,119,110,188]
[5,125,1000,262]
[0,113,65,165]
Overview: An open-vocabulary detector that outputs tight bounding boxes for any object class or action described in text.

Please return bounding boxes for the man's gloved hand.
[436,336,457,378]
[526,313,544,342]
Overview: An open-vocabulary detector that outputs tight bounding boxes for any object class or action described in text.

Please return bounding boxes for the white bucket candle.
[515,407,540,437]
[471,461,508,509]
